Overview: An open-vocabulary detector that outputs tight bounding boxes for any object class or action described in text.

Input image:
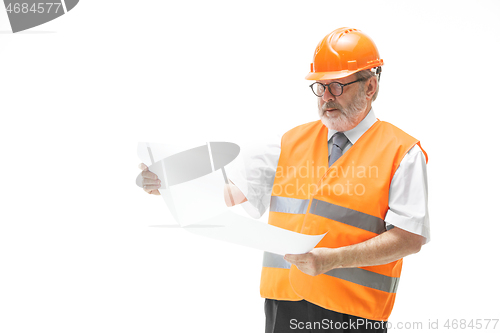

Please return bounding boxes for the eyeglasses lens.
[312,82,343,97]
[313,83,325,97]
[330,83,342,96]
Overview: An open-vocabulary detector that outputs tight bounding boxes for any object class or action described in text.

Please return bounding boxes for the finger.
[139,163,148,171]
[141,169,159,180]
[284,255,294,264]
[143,183,161,191]
[285,254,307,264]
[285,254,300,261]
[143,178,161,186]
[143,188,160,195]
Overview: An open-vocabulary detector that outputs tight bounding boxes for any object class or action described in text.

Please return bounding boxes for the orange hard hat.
[305,28,383,81]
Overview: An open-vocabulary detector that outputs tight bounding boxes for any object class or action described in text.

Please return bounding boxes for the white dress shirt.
[228,109,430,244]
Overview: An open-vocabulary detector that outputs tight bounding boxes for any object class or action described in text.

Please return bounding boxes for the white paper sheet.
[182,210,326,255]
[167,170,228,225]
[137,142,327,255]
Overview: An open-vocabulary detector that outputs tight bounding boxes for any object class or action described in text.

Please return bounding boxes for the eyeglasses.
[309,78,366,97]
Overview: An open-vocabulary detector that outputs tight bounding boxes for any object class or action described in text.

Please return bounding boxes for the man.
[140,28,429,332]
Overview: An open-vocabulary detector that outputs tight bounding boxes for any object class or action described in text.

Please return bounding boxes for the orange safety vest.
[260,119,427,321]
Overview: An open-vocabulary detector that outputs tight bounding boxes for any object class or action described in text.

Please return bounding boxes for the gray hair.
[356,69,380,102]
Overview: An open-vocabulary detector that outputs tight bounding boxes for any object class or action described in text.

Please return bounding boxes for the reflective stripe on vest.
[309,198,387,234]
[263,252,291,269]
[270,196,310,214]
[324,267,400,294]
[270,196,386,234]
[263,252,398,293]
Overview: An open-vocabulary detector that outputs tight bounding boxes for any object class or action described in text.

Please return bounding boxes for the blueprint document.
[137,142,326,255]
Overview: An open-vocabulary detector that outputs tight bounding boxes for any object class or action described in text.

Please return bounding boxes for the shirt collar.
[327,108,377,145]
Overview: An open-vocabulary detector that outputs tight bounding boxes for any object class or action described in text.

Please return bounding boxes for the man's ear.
[365,76,378,99]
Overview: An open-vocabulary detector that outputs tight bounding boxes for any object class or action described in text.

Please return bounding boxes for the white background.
[1,0,500,332]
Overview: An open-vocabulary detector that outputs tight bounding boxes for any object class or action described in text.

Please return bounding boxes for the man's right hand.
[224,181,248,207]
[139,163,161,195]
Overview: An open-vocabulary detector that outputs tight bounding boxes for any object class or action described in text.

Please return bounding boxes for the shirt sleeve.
[384,144,431,244]
[226,142,281,219]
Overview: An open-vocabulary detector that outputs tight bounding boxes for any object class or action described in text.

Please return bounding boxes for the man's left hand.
[284,248,337,276]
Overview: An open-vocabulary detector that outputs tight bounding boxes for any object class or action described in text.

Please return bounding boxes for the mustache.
[322,101,343,112]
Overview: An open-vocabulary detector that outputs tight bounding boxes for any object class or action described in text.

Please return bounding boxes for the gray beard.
[318,88,368,131]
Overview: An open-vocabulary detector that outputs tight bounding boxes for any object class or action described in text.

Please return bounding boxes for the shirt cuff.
[385,210,431,244]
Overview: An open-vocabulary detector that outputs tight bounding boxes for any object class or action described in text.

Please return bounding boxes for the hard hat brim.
[305,70,359,81]
[305,61,383,81]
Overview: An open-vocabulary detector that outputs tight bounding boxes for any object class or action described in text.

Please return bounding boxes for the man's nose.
[322,87,336,102]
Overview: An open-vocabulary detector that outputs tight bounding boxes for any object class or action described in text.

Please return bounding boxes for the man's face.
[316,74,369,132]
